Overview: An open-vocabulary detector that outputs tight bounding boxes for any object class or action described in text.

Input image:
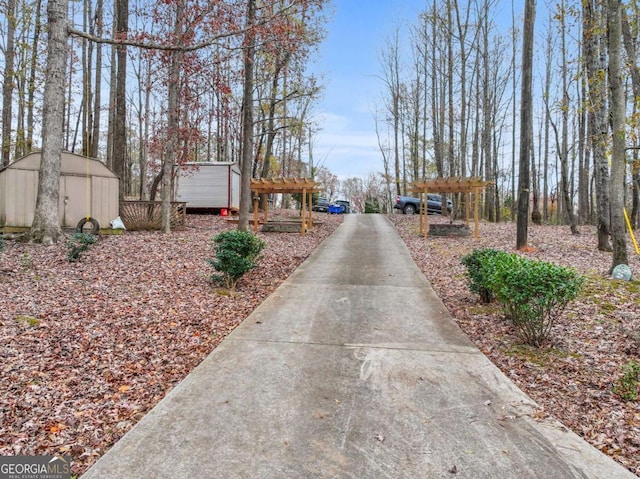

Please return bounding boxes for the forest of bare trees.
[374,0,640,269]
[1,0,639,268]
[1,0,329,239]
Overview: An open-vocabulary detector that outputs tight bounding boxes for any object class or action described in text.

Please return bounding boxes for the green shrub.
[0,235,4,254]
[614,361,640,401]
[488,256,584,346]
[364,197,381,213]
[20,252,33,269]
[66,232,98,263]
[208,230,266,290]
[461,248,511,303]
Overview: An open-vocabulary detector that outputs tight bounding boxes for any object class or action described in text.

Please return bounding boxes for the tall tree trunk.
[25,0,43,156]
[113,0,128,198]
[138,58,151,199]
[445,0,454,216]
[482,8,494,221]
[578,57,589,224]
[516,0,536,250]
[454,0,469,180]
[607,0,629,270]
[543,22,552,222]
[106,34,116,169]
[2,0,17,166]
[511,0,518,220]
[532,125,541,224]
[162,2,184,233]
[392,32,401,196]
[90,0,103,158]
[621,6,640,229]
[584,0,612,251]
[31,0,68,244]
[81,0,92,157]
[238,0,256,232]
[558,2,579,234]
[431,4,444,180]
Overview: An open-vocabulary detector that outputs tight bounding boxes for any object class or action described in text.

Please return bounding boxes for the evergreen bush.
[461,248,510,303]
[462,248,584,346]
[614,361,640,401]
[488,255,584,346]
[208,230,265,290]
[66,232,98,263]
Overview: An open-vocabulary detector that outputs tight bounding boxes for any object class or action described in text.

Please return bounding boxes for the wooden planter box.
[428,223,471,237]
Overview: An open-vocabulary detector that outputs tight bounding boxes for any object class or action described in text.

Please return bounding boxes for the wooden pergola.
[409,177,494,238]
[250,177,322,235]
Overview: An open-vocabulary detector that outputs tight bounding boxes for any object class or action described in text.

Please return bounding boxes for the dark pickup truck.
[393,194,452,215]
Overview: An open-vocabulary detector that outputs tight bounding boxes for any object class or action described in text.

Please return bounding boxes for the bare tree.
[238,0,257,232]
[516,0,535,250]
[583,0,612,251]
[542,20,553,223]
[481,1,495,220]
[2,0,17,166]
[113,0,128,198]
[30,0,68,244]
[90,0,103,158]
[378,28,403,196]
[621,6,640,229]
[24,0,43,156]
[556,1,579,235]
[607,0,629,270]
[161,1,185,234]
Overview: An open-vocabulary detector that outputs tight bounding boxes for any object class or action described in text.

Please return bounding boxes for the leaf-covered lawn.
[390,214,640,476]
[0,212,342,476]
[2,213,639,476]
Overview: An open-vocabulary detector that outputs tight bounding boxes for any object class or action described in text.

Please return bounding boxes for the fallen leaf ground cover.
[2,212,639,476]
[390,214,640,476]
[0,212,342,476]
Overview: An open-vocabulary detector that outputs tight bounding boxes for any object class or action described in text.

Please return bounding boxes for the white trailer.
[176,162,241,211]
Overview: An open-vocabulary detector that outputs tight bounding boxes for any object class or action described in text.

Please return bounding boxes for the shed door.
[60,175,90,228]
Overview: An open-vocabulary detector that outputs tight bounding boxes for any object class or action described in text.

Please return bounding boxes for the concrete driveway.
[83,214,637,479]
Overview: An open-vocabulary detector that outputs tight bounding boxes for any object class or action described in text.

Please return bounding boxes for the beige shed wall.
[0,168,39,226]
[0,152,119,230]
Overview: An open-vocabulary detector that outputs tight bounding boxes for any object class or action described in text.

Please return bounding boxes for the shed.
[175,162,240,211]
[0,151,119,232]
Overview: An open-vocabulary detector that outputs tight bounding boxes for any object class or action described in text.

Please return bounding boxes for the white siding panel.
[176,163,240,208]
[231,169,240,209]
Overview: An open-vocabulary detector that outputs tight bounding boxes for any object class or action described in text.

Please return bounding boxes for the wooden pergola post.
[419,192,424,236]
[263,193,269,224]
[308,191,313,229]
[301,187,307,235]
[253,195,260,233]
[473,187,480,238]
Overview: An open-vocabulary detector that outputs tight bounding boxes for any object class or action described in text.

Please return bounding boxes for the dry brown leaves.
[2,212,639,476]
[389,214,640,476]
[0,211,342,476]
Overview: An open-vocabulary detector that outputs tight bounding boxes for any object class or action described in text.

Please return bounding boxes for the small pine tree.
[208,230,265,290]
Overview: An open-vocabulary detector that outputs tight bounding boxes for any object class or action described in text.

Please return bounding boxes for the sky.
[309,0,425,181]
[308,0,525,183]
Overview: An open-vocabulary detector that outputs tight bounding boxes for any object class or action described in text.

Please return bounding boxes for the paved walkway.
[83,214,637,478]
